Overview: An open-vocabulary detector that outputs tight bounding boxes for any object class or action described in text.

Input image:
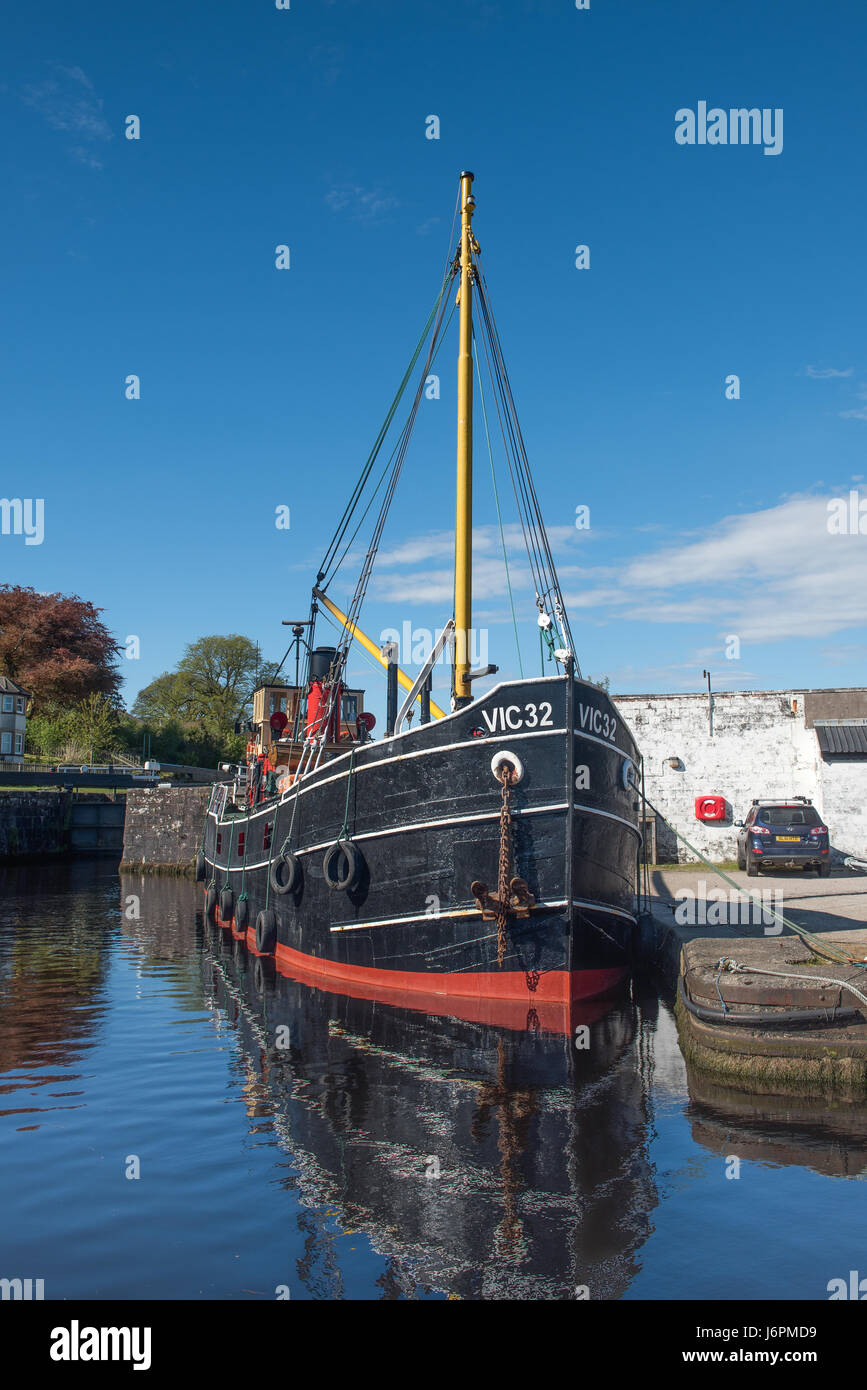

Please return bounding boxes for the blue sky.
[2,0,866,724]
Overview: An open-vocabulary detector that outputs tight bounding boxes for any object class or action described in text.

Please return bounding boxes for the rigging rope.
[473,255,579,671]
[317,262,458,591]
[325,295,457,587]
[473,328,523,677]
[312,262,458,741]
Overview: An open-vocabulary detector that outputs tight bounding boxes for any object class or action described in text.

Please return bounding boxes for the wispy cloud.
[376,524,585,569]
[804,365,853,379]
[371,496,867,645]
[21,64,112,166]
[607,658,762,693]
[839,383,867,420]
[325,184,399,224]
[564,494,867,641]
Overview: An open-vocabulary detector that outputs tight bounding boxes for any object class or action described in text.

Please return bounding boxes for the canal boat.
[199,172,643,1015]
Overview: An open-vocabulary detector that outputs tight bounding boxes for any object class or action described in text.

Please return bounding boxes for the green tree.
[27,706,76,758]
[130,673,185,726]
[131,635,276,760]
[68,693,119,759]
[27,693,120,761]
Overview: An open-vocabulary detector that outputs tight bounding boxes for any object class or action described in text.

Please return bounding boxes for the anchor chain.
[470,761,535,968]
[495,764,515,966]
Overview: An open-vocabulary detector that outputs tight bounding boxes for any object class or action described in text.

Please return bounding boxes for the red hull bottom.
[212,908,629,1034]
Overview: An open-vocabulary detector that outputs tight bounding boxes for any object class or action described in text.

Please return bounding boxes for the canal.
[1,857,865,1301]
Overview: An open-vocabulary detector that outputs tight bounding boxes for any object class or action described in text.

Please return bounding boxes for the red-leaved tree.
[0,585,121,708]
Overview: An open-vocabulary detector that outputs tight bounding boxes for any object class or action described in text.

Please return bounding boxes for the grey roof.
[815,720,867,756]
[0,675,29,696]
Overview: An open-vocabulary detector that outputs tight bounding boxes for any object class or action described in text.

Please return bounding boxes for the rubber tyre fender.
[269,850,301,895]
[236,896,250,930]
[255,908,277,955]
[205,884,219,918]
[323,839,363,892]
[195,851,207,882]
[219,887,235,921]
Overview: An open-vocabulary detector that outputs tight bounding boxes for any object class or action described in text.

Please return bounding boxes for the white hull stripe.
[328,898,638,933]
[205,799,639,875]
[210,719,637,829]
[210,801,569,871]
[573,802,642,838]
[570,727,626,755]
[211,726,569,825]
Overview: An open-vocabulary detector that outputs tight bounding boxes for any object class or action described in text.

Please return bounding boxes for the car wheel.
[818,863,832,879]
[747,857,759,878]
[737,848,745,870]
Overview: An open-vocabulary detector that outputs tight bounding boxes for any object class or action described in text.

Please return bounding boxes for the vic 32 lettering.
[480,702,554,732]
[576,703,616,741]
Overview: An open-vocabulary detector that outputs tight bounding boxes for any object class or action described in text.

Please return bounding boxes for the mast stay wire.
[304,265,458,760]
[473,326,524,677]
[324,295,458,589]
[473,288,548,621]
[473,251,579,671]
[317,188,462,591]
[333,277,455,662]
[317,282,451,590]
[474,258,577,665]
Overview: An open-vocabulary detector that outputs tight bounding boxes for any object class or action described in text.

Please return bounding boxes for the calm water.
[1,857,865,1301]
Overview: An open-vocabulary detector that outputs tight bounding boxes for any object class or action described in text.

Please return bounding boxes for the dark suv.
[736,798,831,877]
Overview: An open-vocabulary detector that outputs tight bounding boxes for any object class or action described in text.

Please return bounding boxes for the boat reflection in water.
[200,914,660,1299]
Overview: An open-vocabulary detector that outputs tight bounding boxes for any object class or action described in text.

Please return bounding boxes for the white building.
[613,687,867,863]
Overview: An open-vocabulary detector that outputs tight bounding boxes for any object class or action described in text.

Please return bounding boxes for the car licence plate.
[777,835,800,841]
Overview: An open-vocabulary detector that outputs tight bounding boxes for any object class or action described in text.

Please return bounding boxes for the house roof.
[814,720,867,757]
[0,675,29,697]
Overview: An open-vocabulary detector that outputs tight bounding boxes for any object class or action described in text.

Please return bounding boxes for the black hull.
[202,675,642,1010]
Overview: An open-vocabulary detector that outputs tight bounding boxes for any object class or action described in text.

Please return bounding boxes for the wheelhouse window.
[342,694,358,722]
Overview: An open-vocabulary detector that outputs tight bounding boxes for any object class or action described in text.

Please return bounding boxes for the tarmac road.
[646,863,867,943]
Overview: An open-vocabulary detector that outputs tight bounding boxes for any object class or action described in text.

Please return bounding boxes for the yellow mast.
[453,170,476,707]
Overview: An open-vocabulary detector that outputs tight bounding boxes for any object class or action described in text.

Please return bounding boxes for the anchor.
[470,877,535,921]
